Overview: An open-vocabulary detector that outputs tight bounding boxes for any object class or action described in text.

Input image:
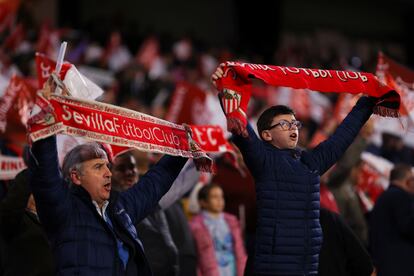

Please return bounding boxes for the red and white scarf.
[215,62,400,135]
[27,94,217,172]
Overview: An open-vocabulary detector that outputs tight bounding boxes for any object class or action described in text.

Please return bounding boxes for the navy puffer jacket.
[233,97,374,275]
[28,136,187,276]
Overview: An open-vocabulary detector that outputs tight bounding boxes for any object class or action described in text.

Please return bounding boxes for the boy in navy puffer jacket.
[212,67,376,276]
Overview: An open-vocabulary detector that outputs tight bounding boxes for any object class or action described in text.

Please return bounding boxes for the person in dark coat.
[28,135,188,276]
[212,63,376,276]
[0,169,54,276]
[318,207,373,276]
[369,163,414,276]
[164,201,198,276]
[112,151,180,276]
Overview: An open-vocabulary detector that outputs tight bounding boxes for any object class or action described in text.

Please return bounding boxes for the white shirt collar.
[92,200,109,218]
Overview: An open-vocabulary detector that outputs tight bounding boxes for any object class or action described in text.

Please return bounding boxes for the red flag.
[35,52,71,88]
[35,52,103,99]
[376,52,414,121]
[165,82,207,124]
[0,75,36,155]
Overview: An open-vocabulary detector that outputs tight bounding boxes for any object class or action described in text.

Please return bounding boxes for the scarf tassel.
[373,106,400,118]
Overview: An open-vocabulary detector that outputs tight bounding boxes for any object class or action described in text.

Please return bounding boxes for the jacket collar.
[265,143,303,159]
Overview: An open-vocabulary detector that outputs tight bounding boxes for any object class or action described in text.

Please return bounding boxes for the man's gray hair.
[62,142,108,183]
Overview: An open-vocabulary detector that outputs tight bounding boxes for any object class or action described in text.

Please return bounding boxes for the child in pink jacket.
[190,183,247,276]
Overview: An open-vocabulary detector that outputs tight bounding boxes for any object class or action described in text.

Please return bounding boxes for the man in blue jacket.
[28,136,187,276]
[212,68,376,276]
[369,163,414,276]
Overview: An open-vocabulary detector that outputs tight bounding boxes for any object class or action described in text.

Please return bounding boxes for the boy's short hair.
[197,183,221,202]
[257,105,295,140]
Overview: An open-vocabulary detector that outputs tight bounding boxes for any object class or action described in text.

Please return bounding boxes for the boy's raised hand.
[210,63,225,89]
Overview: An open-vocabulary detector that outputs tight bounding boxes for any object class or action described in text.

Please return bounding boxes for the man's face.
[111,154,139,191]
[73,158,112,205]
[261,114,299,149]
[200,187,225,214]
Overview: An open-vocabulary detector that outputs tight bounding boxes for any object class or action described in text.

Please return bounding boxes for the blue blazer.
[29,136,187,276]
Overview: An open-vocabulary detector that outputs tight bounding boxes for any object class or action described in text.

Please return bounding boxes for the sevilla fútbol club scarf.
[214,62,400,135]
[27,94,215,172]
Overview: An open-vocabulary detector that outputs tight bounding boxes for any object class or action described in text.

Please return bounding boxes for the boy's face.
[261,114,299,149]
[200,186,225,214]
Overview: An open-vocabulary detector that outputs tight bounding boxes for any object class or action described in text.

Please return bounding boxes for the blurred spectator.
[369,163,414,276]
[102,31,132,72]
[318,207,373,276]
[331,159,369,244]
[328,123,374,244]
[112,151,179,276]
[0,169,53,275]
[190,183,247,276]
[366,132,414,165]
[164,201,197,276]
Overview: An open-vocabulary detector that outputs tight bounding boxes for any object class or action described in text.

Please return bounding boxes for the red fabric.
[190,213,247,276]
[356,162,385,211]
[35,52,71,88]
[376,52,414,120]
[320,184,339,213]
[215,62,400,135]
[0,75,36,154]
[165,82,207,124]
[111,125,235,159]
[27,94,214,172]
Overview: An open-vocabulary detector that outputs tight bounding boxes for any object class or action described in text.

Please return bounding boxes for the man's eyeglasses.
[268,120,302,131]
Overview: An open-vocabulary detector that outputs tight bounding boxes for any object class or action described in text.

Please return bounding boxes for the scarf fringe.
[373,106,400,118]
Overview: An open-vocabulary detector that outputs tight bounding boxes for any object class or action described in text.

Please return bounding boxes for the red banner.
[28,94,214,172]
[35,52,71,88]
[0,155,25,180]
